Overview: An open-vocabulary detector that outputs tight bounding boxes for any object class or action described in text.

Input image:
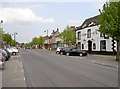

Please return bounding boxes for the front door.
[88,40,92,54]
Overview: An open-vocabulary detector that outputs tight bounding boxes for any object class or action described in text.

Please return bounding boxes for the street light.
[44,30,48,36]
[12,32,18,46]
[0,20,3,48]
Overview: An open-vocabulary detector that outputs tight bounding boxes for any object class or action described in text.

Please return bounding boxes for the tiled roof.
[77,15,99,30]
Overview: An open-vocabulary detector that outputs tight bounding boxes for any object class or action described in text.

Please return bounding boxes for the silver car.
[0,53,5,69]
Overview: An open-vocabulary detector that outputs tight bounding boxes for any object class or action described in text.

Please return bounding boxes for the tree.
[0,29,3,41]
[3,34,13,44]
[60,26,76,47]
[97,1,120,61]
[38,36,45,49]
[31,37,39,44]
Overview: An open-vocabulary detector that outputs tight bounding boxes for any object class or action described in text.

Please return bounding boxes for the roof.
[43,36,49,39]
[77,15,99,30]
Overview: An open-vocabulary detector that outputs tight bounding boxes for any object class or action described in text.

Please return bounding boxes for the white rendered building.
[76,15,116,54]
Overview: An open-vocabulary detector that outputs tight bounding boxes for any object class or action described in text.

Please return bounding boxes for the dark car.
[59,47,72,55]
[4,49,11,61]
[66,49,87,56]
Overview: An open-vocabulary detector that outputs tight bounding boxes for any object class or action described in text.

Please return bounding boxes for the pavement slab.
[2,56,26,87]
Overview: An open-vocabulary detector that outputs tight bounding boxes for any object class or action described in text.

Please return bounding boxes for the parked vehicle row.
[56,47,87,57]
[0,47,19,69]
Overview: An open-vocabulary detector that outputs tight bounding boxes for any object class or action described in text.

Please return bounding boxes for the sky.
[0,0,105,43]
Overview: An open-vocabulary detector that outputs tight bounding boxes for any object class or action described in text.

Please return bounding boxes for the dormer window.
[88,22,94,26]
[82,24,86,28]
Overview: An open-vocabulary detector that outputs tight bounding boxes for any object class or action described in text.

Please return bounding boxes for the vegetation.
[25,36,45,49]
[60,26,76,46]
[97,1,120,61]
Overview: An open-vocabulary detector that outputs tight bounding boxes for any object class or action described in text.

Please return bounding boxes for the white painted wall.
[76,25,116,52]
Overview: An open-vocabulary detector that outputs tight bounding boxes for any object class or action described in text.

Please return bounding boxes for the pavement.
[72,54,119,69]
[0,49,119,87]
[49,49,119,69]
[2,55,26,87]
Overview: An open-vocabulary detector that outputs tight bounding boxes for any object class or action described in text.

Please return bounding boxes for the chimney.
[53,30,55,33]
[57,28,59,32]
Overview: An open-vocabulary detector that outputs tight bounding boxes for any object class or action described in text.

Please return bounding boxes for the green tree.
[3,34,13,44]
[38,36,45,45]
[97,1,120,61]
[31,37,39,44]
[0,29,3,41]
[38,36,45,49]
[61,26,76,46]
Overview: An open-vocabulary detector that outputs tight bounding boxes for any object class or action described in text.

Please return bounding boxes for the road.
[20,49,118,87]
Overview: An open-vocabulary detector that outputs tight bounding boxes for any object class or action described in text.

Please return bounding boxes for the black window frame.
[93,43,96,50]
[78,31,81,40]
[87,29,91,38]
[100,40,106,51]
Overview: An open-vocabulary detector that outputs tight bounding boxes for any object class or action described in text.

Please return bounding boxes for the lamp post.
[12,32,18,46]
[44,30,49,49]
[0,20,3,48]
[44,30,48,36]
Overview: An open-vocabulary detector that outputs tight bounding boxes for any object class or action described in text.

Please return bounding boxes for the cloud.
[91,2,105,10]
[68,20,82,24]
[0,8,55,23]
[2,0,107,2]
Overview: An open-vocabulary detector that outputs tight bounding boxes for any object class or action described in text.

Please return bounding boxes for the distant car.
[25,47,32,50]
[56,47,64,54]
[59,47,72,55]
[0,52,5,69]
[66,49,87,56]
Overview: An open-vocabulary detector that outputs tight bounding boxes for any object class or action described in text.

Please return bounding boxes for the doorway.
[88,40,92,54]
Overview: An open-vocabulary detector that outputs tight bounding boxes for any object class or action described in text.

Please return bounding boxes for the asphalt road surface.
[20,49,118,87]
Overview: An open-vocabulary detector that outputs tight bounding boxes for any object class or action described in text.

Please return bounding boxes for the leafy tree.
[3,34,13,44]
[60,26,76,46]
[31,37,39,44]
[0,29,3,41]
[97,1,120,61]
[38,36,45,45]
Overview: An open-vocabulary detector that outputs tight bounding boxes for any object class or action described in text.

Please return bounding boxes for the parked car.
[4,49,11,61]
[6,47,19,55]
[59,47,72,55]
[0,49,10,61]
[56,47,64,54]
[66,49,87,56]
[0,52,5,69]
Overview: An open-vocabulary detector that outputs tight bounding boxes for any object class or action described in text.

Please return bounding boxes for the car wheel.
[79,53,83,57]
[61,52,63,55]
[12,52,16,55]
[66,53,69,56]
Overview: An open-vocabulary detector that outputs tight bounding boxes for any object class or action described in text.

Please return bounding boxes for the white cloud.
[0,8,55,23]
[2,0,107,2]
[92,2,105,10]
[68,20,82,24]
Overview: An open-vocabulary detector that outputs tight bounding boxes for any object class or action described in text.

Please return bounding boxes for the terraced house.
[76,15,116,55]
